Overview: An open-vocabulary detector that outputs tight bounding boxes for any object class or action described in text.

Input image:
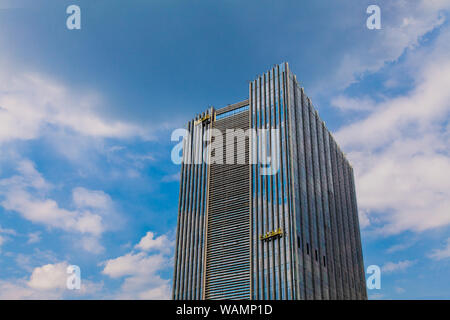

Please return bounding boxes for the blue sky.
[0,0,449,299]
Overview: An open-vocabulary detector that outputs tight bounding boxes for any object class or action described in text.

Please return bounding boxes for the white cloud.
[336,60,450,150]
[72,187,112,210]
[0,225,16,235]
[0,280,46,300]
[102,252,166,279]
[16,160,49,190]
[334,24,450,236]
[382,260,416,273]
[0,279,92,300]
[0,235,5,248]
[134,231,171,253]
[14,249,59,273]
[27,262,68,290]
[0,71,150,143]
[429,238,450,260]
[161,173,180,183]
[27,232,42,244]
[356,209,370,229]
[0,262,103,300]
[331,95,375,112]
[0,159,50,192]
[0,261,101,299]
[0,225,16,249]
[137,285,171,300]
[0,160,119,252]
[79,236,105,254]
[101,231,173,299]
[386,242,413,254]
[1,189,104,236]
[102,251,171,300]
[127,153,155,163]
[329,0,450,90]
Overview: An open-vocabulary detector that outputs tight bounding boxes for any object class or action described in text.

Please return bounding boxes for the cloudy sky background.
[0,0,449,299]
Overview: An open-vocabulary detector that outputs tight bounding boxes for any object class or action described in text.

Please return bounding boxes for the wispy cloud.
[0,225,16,236]
[27,232,41,244]
[101,231,173,299]
[0,159,121,253]
[331,95,376,112]
[327,0,450,91]
[386,242,414,254]
[0,224,18,250]
[382,260,416,273]
[0,235,5,249]
[0,71,151,143]
[429,238,450,260]
[335,23,450,236]
[161,173,180,183]
[369,293,385,300]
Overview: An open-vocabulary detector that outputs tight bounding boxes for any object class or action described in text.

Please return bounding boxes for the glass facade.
[172,109,212,299]
[172,63,367,300]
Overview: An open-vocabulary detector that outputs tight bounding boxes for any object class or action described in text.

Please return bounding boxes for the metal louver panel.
[204,109,251,300]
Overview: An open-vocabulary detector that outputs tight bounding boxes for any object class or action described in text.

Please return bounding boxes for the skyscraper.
[172,63,367,300]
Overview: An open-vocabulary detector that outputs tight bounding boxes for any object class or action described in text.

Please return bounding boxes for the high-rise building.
[172,63,367,300]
